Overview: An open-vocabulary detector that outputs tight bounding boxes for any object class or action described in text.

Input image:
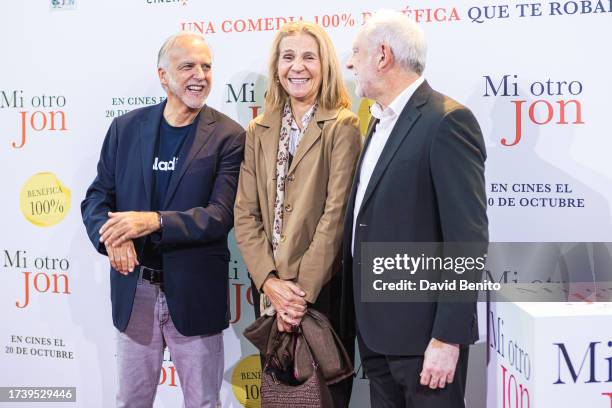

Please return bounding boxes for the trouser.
[357,331,469,408]
[116,278,224,408]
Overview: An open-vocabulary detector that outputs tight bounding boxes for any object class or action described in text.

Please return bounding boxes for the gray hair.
[362,10,427,75]
[157,31,208,69]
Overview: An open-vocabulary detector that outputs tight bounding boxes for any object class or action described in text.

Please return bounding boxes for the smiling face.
[158,36,212,111]
[276,33,322,106]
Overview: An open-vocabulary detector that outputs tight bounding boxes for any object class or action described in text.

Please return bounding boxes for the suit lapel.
[162,105,216,209]
[139,102,166,210]
[258,111,280,184]
[287,107,338,175]
[288,121,321,175]
[257,106,338,223]
[357,81,432,217]
[257,110,281,225]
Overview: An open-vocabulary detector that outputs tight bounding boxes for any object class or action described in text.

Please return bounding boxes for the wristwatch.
[156,211,163,231]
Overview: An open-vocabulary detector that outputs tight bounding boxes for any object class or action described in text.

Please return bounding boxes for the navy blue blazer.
[81,101,245,336]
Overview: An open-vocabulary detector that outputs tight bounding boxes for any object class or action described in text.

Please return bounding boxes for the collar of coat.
[255,104,340,128]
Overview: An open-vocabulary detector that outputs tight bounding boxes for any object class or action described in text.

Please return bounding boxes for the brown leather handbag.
[260,327,334,408]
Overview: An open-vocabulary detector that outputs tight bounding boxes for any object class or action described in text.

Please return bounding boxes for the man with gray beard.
[81,32,245,407]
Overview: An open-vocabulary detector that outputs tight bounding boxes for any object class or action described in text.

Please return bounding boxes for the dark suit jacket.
[81,101,245,336]
[341,81,488,355]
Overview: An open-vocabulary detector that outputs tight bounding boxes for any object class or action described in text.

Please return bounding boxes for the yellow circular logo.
[20,172,71,227]
[231,354,262,408]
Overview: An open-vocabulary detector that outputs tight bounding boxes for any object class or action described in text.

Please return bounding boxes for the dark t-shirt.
[140,116,194,269]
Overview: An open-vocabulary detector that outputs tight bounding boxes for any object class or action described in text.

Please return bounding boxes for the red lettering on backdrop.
[557,100,584,124]
[15,271,71,309]
[159,365,178,387]
[230,282,254,324]
[502,100,526,147]
[230,283,244,324]
[500,363,530,408]
[249,106,261,119]
[602,392,612,408]
[528,100,554,125]
[502,99,584,147]
[13,111,67,149]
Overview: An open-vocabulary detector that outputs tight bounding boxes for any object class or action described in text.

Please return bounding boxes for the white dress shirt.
[352,76,425,254]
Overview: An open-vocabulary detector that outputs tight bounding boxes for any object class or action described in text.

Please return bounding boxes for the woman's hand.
[276,315,298,332]
[262,277,307,329]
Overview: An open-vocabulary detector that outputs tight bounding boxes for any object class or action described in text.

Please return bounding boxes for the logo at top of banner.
[50,0,76,10]
[145,0,188,6]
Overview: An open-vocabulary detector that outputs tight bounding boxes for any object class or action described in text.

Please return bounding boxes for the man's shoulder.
[116,103,160,125]
[427,87,469,116]
[413,86,480,136]
[206,106,245,136]
[424,88,482,144]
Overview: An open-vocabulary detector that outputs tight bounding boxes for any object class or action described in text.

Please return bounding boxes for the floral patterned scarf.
[271,102,317,254]
[261,101,316,315]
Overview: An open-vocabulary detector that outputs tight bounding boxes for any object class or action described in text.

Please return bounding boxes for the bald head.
[157,31,210,70]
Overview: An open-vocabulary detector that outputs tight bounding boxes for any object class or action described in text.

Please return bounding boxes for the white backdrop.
[1,1,612,407]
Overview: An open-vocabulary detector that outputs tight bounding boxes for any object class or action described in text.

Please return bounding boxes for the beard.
[354,80,365,98]
[167,73,207,110]
[353,75,370,99]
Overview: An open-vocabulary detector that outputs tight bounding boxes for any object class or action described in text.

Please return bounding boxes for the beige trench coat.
[234,106,361,302]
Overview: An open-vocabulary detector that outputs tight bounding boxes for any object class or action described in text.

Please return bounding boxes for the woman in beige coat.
[234,21,361,406]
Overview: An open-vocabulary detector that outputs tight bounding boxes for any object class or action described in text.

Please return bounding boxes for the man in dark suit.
[81,32,244,407]
[343,10,488,408]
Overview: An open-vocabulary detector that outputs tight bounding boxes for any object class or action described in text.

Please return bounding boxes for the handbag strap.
[296,326,318,369]
[263,319,319,370]
[263,324,284,370]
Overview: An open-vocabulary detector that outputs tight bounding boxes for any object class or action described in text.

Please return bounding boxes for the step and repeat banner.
[1,1,611,407]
